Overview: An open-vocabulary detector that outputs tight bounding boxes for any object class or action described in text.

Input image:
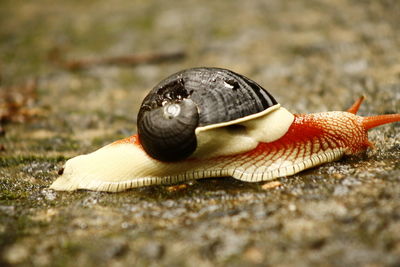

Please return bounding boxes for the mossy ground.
[1,0,400,266]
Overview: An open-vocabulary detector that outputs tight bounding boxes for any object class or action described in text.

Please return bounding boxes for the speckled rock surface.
[1,0,400,266]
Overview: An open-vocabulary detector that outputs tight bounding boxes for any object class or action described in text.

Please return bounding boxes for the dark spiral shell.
[137,67,278,162]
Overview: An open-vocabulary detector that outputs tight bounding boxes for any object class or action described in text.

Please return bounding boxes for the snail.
[50,67,400,192]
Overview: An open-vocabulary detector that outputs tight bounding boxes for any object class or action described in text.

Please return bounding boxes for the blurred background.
[1,0,400,266]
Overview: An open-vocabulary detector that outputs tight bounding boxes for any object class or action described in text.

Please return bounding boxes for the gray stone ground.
[1,0,400,266]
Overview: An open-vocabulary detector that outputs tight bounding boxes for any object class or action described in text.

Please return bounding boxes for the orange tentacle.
[362,114,400,130]
[347,96,365,114]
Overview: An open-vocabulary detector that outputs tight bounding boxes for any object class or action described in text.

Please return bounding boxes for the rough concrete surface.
[1,0,400,266]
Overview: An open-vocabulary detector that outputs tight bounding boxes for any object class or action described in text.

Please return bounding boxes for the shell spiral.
[137,67,278,162]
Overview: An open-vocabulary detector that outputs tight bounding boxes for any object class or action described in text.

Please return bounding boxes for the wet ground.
[1,0,400,266]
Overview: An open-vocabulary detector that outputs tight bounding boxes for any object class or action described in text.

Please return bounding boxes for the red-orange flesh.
[115,98,399,170]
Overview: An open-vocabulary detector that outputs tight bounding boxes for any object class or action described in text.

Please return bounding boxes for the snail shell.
[137,67,278,162]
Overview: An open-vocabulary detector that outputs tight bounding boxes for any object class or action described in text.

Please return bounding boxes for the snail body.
[50,68,400,192]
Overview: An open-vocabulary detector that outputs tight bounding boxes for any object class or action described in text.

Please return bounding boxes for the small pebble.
[261,181,282,190]
[244,247,264,263]
[3,243,30,264]
[332,173,344,179]
[141,242,165,259]
[166,183,188,192]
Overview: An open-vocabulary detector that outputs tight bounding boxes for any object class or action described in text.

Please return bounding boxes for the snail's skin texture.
[50,68,400,192]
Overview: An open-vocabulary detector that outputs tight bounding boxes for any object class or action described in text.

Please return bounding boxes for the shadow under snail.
[50,67,400,192]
